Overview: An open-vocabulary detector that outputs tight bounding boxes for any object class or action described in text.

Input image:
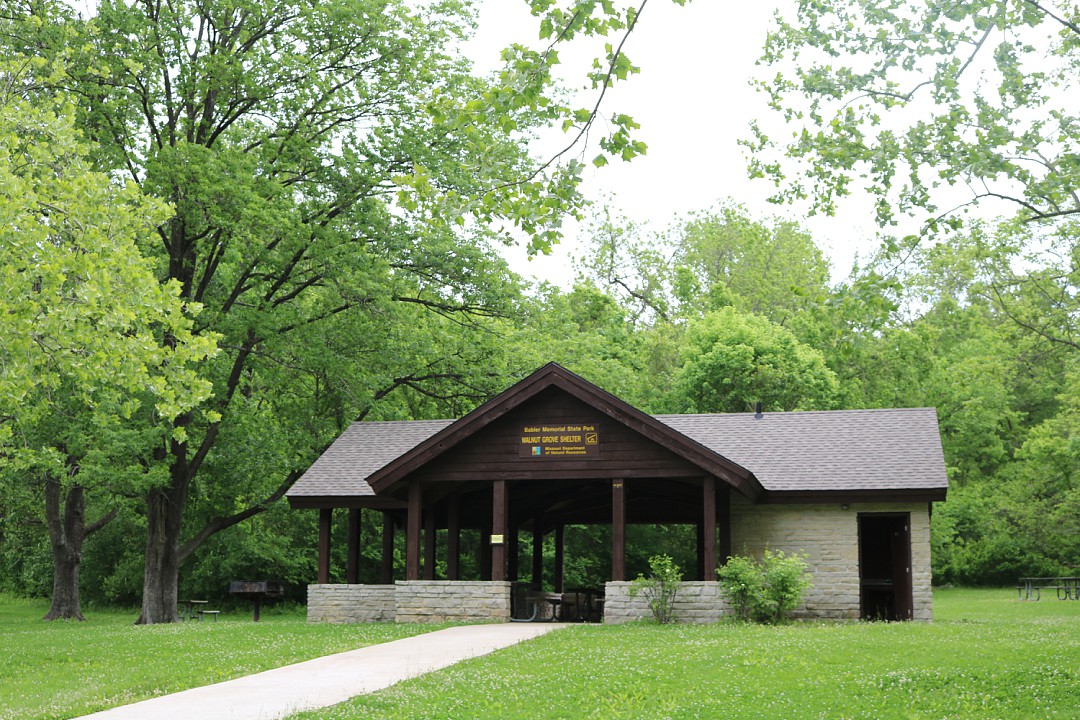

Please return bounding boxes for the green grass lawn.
[2,588,1078,720]
[287,587,1080,720]
[0,596,436,720]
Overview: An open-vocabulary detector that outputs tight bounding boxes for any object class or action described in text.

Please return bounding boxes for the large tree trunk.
[43,478,116,621]
[136,483,187,624]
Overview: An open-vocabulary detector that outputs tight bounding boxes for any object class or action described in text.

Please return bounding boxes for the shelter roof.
[657,408,948,494]
[288,419,452,499]
[287,364,948,504]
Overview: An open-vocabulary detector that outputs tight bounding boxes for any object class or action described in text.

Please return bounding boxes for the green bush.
[717,549,813,623]
[629,554,683,624]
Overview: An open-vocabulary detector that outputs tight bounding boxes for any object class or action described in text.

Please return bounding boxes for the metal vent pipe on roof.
[754,401,763,419]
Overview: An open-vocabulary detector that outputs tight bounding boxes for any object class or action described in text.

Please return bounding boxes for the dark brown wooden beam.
[532,520,544,590]
[718,487,732,565]
[380,511,394,584]
[695,521,705,581]
[423,506,436,580]
[703,476,717,579]
[346,508,361,584]
[288,496,407,510]
[508,528,520,582]
[406,481,421,581]
[554,524,565,593]
[317,508,332,584]
[447,493,460,581]
[480,515,492,581]
[612,479,626,582]
[492,480,508,581]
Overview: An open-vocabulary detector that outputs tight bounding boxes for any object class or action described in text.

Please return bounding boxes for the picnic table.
[562,587,604,622]
[1017,577,1080,601]
[178,599,208,620]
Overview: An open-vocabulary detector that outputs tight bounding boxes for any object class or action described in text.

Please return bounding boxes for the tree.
[0,0,681,623]
[668,307,840,414]
[747,0,1080,233]
[0,78,215,620]
[671,203,832,325]
[574,202,833,326]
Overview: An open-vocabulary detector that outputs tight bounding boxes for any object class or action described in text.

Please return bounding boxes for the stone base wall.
[305,502,933,625]
[604,581,729,624]
[307,584,396,623]
[729,499,933,621]
[394,581,511,623]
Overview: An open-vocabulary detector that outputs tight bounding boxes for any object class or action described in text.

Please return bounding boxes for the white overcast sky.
[464,0,884,287]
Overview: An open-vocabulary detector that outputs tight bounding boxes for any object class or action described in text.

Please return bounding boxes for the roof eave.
[287,496,407,510]
[759,487,948,504]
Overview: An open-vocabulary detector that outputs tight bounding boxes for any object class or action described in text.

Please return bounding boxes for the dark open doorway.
[857,513,913,621]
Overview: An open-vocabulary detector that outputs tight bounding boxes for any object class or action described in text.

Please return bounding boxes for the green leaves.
[748,0,1080,232]
[671,306,840,414]
[0,79,218,478]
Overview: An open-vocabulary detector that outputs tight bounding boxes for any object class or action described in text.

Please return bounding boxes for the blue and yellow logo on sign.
[531,446,543,456]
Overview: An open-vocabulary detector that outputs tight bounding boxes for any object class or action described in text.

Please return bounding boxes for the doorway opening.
[857,513,913,621]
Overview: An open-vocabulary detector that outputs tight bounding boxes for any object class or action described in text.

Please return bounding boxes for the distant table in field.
[179,599,208,620]
[1017,577,1080,601]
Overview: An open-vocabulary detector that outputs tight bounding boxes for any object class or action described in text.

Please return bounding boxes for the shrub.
[629,554,683,624]
[717,549,813,624]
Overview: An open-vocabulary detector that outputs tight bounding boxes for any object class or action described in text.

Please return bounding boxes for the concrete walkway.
[76,623,562,720]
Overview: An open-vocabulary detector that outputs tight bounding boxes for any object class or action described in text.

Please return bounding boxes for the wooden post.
[317,508,332,584]
[703,476,717,579]
[508,528,520,581]
[447,493,460,581]
[532,521,544,590]
[612,479,626,582]
[480,513,492,581]
[695,521,705,581]
[380,512,394,584]
[492,480,508,581]
[346,508,361,584]
[554,524,565,593]
[423,506,436,580]
[406,481,421,581]
[718,486,732,567]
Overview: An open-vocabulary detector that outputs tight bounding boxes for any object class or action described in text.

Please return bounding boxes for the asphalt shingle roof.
[287,408,947,498]
[288,419,452,497]
[656,408,948,492]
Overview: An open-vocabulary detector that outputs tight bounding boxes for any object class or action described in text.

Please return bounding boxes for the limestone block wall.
[729,499,933,621]
[907,505,934,621]
[394,581,511,623]
[307,584,396,623]
[604,581,729,624]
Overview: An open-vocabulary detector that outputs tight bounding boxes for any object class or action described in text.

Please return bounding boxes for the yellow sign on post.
[490,534,505,545]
